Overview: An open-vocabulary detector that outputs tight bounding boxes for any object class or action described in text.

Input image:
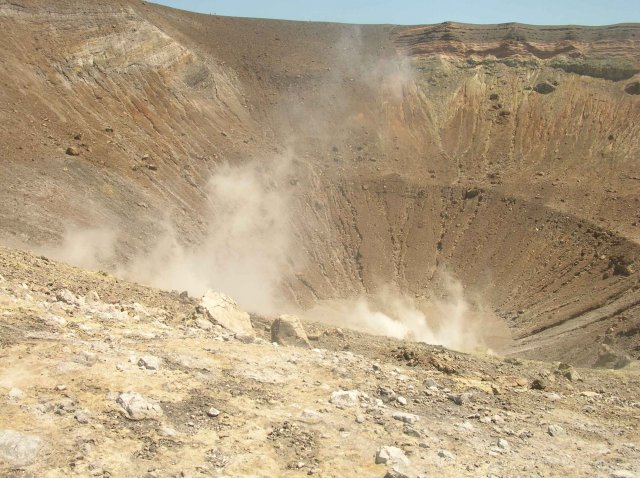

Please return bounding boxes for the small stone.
[458,421,474,431]
[531,378,547,390]
[392,412,420,424]
[355,414,365,424]
[438,449,455,460]
[75,411,90,424]
[491,414,505,425]
[73,351,98,366]
[206,408,221,418]
[330,390,360,408]
[497,438,510,450]
[547,424,565,437]
[66,146,80,156]
[375,446,410,466]
[137,355,161,370]
[396,396,407,406]
[447,393,472,406]
[300,409,322,424]
[424,378,439,389]
[403,426,421,438]
[580,391,601,399]
[563,369,581,381]
[533,82,556,94]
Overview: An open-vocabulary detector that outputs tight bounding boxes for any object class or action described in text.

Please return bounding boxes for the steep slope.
[1,0,640,365]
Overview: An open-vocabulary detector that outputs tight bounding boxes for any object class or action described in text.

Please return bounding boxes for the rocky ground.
[1,246,639,477]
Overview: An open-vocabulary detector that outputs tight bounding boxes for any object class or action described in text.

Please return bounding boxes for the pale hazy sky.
[152,0,640,25]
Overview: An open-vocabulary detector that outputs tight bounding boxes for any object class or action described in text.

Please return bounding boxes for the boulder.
[0,430,41,467]
[270,314,310,348]
[199,291,253,337]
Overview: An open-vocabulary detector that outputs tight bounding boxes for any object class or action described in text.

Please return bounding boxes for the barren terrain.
[1,0,640,476]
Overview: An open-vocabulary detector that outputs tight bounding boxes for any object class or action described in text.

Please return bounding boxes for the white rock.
[74,411,90,424]
[375,446,410,466]
[206,407,221,418]
[270,314,310,348]
[138,355,161,370]
[116,392,163,420]
[424,378,438,390]
[392,412,420,424]
[300,409,322,424]
[85,290,100,304]
[396,396,407,406]
[438,449,455,460]
[497,438,510,450]
[0,430,41,467]
[199,291,253,336]
[580,391,601,399]
[547,424,565,436]
[8,388,24,400]
[73,351,98,366]
[403,426,422,438]
[55,288,78,305]
[611,471,637,478]
[385,465,413,478]
[41,314,67,327]
[330,390,360,408]
[195,317,214,330]
[458,421,474,431]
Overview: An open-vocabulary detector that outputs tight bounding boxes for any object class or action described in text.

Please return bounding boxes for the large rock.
[270,314,310,348]
[199,291,254,337]
[0,430,41,467]
[116,392,163,420]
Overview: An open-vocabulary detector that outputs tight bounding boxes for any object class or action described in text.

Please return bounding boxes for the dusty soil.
[1,2,640,476]
[1,246,639,477]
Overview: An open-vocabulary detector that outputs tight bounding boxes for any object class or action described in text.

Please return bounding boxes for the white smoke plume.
[40,153,296,315]
[305,278,506,353]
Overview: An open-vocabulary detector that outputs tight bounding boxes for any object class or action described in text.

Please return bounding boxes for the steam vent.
[0,2,639,476]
